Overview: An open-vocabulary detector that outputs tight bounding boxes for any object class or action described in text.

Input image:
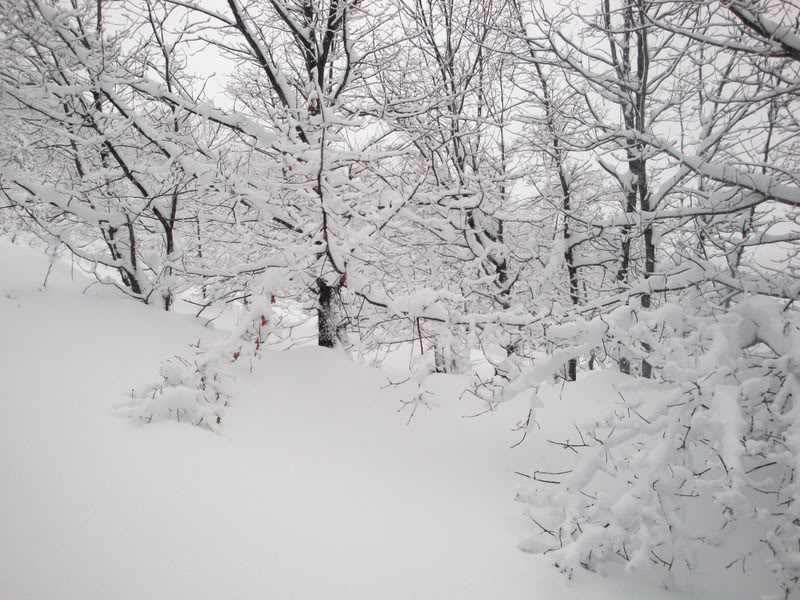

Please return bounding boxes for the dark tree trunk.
[317,278,341,348]
[641,213,655,379]
[566,358,577,382]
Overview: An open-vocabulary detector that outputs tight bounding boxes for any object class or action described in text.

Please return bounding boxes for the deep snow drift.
[1,240,699,599]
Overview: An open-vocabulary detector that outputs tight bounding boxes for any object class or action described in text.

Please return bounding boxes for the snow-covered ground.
[1,240,696,600]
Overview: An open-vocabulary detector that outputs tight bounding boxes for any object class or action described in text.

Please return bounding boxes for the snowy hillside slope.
[0,240,693,600]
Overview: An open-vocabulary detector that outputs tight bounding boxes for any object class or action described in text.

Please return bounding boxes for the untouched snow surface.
[0,241,691,600]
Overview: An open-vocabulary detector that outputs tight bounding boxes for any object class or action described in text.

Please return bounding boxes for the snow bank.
[0,241,689,600]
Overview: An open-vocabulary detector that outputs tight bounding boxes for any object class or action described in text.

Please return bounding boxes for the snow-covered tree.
[510,1,800,596]
[0,0,221,307]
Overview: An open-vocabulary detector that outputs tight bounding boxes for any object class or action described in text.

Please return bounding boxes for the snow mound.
[0,240,690,600]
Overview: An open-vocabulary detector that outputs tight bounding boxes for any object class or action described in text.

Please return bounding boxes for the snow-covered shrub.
[119,296,274,432]
[515,295,800,598]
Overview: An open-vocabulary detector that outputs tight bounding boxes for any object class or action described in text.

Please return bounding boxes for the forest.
[1,0,799,598]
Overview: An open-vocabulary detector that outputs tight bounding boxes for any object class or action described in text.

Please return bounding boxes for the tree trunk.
[317,278,342,348]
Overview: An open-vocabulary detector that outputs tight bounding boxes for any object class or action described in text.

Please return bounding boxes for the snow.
[0,240,692,600]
